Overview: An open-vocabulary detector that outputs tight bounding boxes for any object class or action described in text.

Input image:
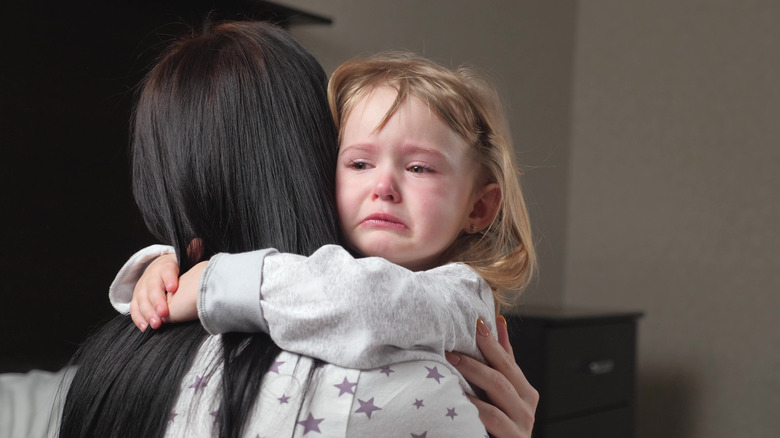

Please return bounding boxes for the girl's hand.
[164,261,208,324]
[129,254,179,331]
[446,316,539,438]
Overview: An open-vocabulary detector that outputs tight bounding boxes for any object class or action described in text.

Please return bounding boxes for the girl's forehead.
[347,86,441,128]
[346,87,437,132]
[341,87,474,162]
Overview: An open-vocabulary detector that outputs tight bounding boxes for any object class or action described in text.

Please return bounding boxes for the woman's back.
[165,339,486,437]
[59,20,339,438]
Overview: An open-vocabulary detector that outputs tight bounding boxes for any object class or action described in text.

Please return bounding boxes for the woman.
[59,20,535,437]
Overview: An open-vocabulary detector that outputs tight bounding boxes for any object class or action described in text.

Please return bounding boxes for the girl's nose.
[372,170,401,202]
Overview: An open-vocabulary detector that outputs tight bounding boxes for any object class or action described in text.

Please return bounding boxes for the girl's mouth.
[360,213,408,230]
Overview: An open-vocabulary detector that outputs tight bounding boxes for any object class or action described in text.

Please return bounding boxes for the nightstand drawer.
[543,322,637,418]
[543,406,634,438]
[506,308,642,438]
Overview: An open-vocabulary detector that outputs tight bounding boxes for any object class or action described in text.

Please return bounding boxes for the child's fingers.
[159,260,180,294]
[135,282,162,330]
[129,298,148,332]
[131,254,180,329]
[150,254,180,318]
[148,284,169,319]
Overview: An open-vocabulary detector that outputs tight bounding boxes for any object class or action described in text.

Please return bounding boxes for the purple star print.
[189,375,208,391]
[334,377,357,396]
[380,366,395,377]
[278,394,291,404]
[268,360,285,374]
[425,366,445,383]
[297,413,324,435]
[168,411,178,422]
[446,408,458,420]
[413,399,424,409]
[355,397,382,419]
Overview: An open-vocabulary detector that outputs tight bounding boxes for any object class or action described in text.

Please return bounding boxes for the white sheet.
[0,366,75,438]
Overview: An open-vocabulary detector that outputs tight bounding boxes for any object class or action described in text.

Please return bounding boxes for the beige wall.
[282,1,779,437]
[565,1,780,437]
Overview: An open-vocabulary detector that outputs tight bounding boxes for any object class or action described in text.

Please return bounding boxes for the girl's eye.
[349,161,372,170]
[408,165,431,174]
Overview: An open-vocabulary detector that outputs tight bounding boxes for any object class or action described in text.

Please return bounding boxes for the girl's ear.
[187,238,204,262]
[465,183,501,233]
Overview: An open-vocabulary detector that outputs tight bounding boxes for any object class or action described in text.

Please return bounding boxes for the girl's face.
[336,86,481,271]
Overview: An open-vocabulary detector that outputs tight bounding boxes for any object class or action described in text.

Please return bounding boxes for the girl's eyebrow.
[339,142,448,160]
[399,143,447,160]
[339,142,377,154]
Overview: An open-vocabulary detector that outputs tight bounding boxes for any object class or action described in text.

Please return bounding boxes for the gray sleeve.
[108,244,176,314]
[201,244,496,369]
[197,249,276,335]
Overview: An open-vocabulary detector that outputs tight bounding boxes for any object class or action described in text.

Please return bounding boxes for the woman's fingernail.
[498,315,508,328]
[139,322,148,332]
[150,316,159,327]
[445,351,461,366]
[476,317,490,337]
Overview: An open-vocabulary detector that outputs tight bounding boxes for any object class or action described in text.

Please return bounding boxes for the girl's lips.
[360,213,408,230]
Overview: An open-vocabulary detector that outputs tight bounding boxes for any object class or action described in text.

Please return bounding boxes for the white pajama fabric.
[167,342,488,437]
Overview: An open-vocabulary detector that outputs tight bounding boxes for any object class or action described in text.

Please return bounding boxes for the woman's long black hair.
[58,20,340,438]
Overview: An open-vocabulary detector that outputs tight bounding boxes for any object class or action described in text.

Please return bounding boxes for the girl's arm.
[109,244,175,315]
[109,245,496,369]
[204,244,495,369]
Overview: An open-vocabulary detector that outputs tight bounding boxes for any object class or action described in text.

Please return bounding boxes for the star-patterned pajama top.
[166,340,488,437]
[110,244,497,437]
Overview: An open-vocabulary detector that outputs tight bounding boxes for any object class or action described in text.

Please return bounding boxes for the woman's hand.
[446,316,539,438]
[129,253,179,331]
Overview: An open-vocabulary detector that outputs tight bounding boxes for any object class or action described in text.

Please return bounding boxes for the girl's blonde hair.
[328,52,537,307]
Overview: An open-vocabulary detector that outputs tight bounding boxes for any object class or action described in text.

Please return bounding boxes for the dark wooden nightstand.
[505,307,643,438]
